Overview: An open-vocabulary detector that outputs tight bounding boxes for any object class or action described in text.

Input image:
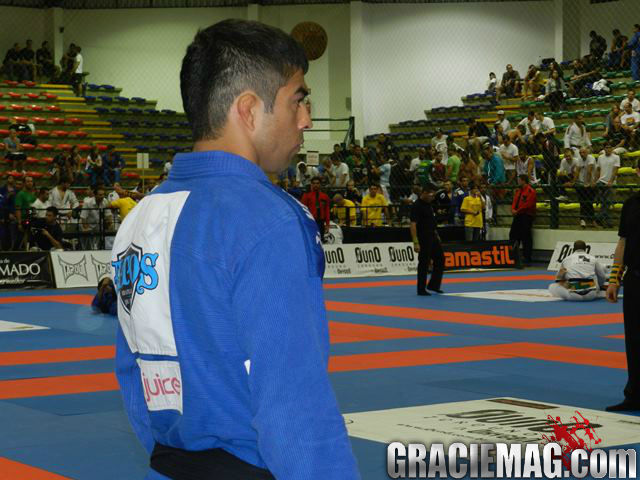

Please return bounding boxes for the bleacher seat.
[112,107,126,114]
[12,116,28,123]
[129,108,143,114]
[57,144,73,151]
[77,144,91,152]
[84,95,97,102]
[95,107,109,114]
[70,131,88,138]
[99,96,113,103]
[32,117,47,124]
[26,93,39,100]
[50,118,66,125]
[47,106,61,112]
[10,104,25,111]
[22,81,36,87]
[21,143,35,151]
[101,84,115,90]
[40,157,53,164]
[116,96,129,103]
[53,130,70,137]
[42,93,57,100]
[38,144,54,151]
[145,109,159,114]
[132,97,146,104]
[29,105,43,112]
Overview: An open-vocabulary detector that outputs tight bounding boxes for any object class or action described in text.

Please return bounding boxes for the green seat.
[591,136,605,143]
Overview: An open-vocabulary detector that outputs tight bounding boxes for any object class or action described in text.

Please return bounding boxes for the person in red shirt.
[510,174,537,265]
[301,177,330,239]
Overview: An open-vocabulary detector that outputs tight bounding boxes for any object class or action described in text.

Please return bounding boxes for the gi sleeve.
[233,219,360,480]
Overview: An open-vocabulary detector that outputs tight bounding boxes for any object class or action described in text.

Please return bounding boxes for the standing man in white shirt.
[72,45,83,96]
[431,129,449,165]
[80,187,113,250]
[575,147,596,228]
[564,113,591,151]
[30,187,50,219]
[620,101,640,149]
[498,136,518,184]
[620,89,640,112]
[410,147,428,172]
[595,143,620,228]
[549,240,607,301]
[330,153,350,189]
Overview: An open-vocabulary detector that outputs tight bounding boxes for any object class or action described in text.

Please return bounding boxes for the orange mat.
[0,458,70,480]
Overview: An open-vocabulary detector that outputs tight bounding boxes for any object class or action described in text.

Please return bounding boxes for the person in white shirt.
[594,143,620,228]
[80,187,113,250]
[163,160,172,174]
[31,187,50,219]
[515,148,538,185]
[72,45,84,96]
[563,113,591,151]
[555,148,580,201]
[620,89,640,112]
[532,112,556,137]
[296,161,319,187]
[329,153,350,188]
[431,129,449,164]
[575,147,597,228]
[517,111,535,137]
[496,110,510,133]
[549,240,607,301]
[486,72,497,94]
[620,102,640,147]
[410,147,428,172]
[48,179,79,219]
[498,136,518,184]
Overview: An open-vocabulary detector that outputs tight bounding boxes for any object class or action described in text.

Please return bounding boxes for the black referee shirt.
[410,198,437,241]
[619,192,640,272]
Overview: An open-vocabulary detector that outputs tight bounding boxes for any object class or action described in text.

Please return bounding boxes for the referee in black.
[410,183,445,296]
[606,159,640,411]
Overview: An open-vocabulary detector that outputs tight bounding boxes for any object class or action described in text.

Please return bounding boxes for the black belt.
[150,443,275,480]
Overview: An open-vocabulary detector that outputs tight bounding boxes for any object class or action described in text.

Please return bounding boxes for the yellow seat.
[559,203,580,211]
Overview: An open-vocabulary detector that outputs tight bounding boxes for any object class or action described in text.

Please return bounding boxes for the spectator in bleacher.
[532,111,556,138]
[377,134,398,161]
[496,110,511,133]
[523,65,545,100]
[621,90,640,112]
[329,152,349,189]
[510,174,536,265]
[36,41,56,80]
[3,43,24,81]
[452,176,469,225]
[4,128,25,173]
[389,155,412,204]
[362,145,376,165]
[287,179,303,199]
[556,148,580,201]
[431,129,448,164]
[349,148,368,189]
[467,118,491,159]
[20,39,36,82]
[59,43,76,83]
[331,193,357,226]
[410,147,428,173]
[71,45,84,96]
[545,70,567,112]
[576,147,597,228]
[332,143,345,162]
[31,187,50,219]
[295,161,318,188]
[517,111,535,138]
[69,145,85,185]
[49,178,79,222]
[80,187,113,250]
[482,144,506,185]
[85,146,104,187]
[589,30,608,60]
[446,145,461,183]
[490,123,506,148]
[344,180,362,205]
[301,177,330,237]
[0,175,17,247]
[627,24,640,81]
[375,157,392,199]
[564,113,591,151]
[606,117,629,154]
[594,143,620,228]
[103,145,125,185]
[620,101,640,149]
[317,157,334,188]
[31,206,63,251]
[434,180,454,225]
[499,136,519,184]
[496,64,521,101]
[14,175,36,246]
[460,183,485,242]
[486,72,497,94]
[430,153,447,187]
[361,183,389,227]
[508,124,528,150]
[108,190,138,220]
[605,104,622,137]
[10,121,37,148]
[569,56,601,97]
[515,147,538,185]
[609,29,626,70]
[458,151,478,185]
[51,151,68,186]
[414,154,433,187]
[548,61,564,78]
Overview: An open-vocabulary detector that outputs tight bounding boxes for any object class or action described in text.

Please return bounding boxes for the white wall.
[63,7,246,111]
[579,0,640,57]
[360,2,555,135]
[0,7,46,56]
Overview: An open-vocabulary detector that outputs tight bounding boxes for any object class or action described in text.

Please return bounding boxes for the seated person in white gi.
[549,240,607,301]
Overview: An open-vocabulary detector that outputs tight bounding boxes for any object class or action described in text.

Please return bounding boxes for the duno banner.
[50,250,112,288]
[547,241,616,271]
[0,251,53,288]
[323,241,518,278]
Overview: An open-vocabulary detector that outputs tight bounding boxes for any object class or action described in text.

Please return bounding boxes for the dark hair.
[528,110,535,117]
[180,19,308,141]
[518,174,529,183]
[573,240,587,251]
[38,187,48,195]
[46,206,58,216]
[422,183,438,193]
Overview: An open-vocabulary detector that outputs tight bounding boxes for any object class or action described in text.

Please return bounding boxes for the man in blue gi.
[111,19,360,479]
[628,24,640,81]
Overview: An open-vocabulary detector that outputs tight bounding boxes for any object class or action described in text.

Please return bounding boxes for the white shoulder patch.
[111,191,190,356]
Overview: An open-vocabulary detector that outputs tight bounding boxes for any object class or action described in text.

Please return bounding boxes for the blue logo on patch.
[112,244,159,314]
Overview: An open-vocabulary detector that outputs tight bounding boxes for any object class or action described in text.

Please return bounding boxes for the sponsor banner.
[345,397,640,450]
[323,241,517,278]
[548,241,616,271]
[50,250,112,288]
[0,251,53,289]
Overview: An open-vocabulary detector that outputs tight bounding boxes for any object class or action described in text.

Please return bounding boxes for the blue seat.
[177,121,190,128]
[87,83,100,91]
[175,134,190,141]
[161,109,176,115]
[150,157,164,165]
[101,84,115,90]
[156,134,171,141]
[140,133,154,139]
[131,97,146,104]
[121,132,135,138]
[112,107,126,114]
[95,107,109,114]
[116,96,129,103]
[83,95,96,102]
[145,109,159,114]
[98,96,113,103]
[109,119,123,127]
[129,108,143,114]
[141,120,156,127]
[134,145,149,151]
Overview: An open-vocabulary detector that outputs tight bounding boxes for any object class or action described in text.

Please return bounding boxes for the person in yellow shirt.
[361,184,389,227]
[332,194,357,226]
[109,195,138,220]
[460,184,485,241]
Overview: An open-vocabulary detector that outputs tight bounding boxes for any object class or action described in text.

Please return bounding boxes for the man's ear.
[235,92,261,133]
